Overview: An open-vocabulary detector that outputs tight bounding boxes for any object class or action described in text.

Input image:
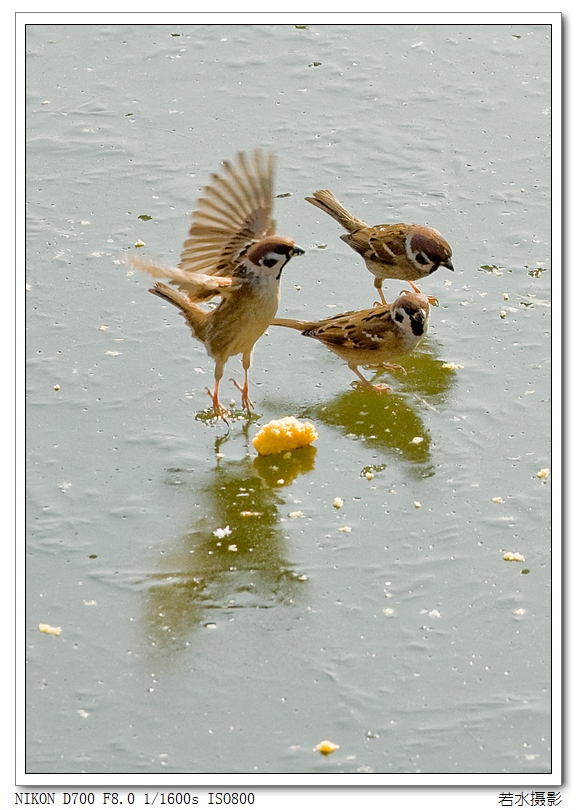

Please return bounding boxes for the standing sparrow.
[305,189,453,305]
[128,150,304,418]
[271,283,430,392]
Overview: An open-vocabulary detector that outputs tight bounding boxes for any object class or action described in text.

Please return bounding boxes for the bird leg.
[231,370,254,413]
[206,378,230,421]
[350,365,391,393]
[374,279,388,307]
[404,279,439,307]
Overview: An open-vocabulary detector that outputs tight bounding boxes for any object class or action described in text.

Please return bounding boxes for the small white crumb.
[134,239,146,248]
[215,452,224,459]
[105,351,121,356]
[442,362,464,370]
[460,301,469,307]
[537,468,550,479]
[213,526,232,539]
[295,285,301,291]
[500,310,507,318]
[333,497,344,509]
[38,623,61,636]
[26,282,31,291]
[382,608,395,616]
[83,600,97,607]
[364,471,374,480]
[513,608,526,616]
[444,279,452,287]
[413,501,422,508]
[53,384,60,391]
[503,551,525,562]
[297,574,308,581]
[99,325,108,331]
[338,526,352,533]
[227,544,238,552]
[240,511,262,517]
[77,709,89,719]
[503,293,509,300]
[492,496,504,504]
[410,436,424,444]
[289,511,304,518]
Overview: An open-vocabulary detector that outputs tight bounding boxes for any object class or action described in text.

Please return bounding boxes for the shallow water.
[25,22,552,776]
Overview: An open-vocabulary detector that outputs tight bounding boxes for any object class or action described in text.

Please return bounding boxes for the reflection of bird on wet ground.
[306,188,454,305]
[128,150,304,419]
[272,284,431,392]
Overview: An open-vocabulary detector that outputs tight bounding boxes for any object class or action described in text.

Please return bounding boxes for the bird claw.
[404,280,439,306]
[230,378,254,412]
[351,380,392,394]
[206,387,230,422]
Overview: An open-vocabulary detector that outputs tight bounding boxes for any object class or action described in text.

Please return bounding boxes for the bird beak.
[445,258,454,271]
[291,245,305,257]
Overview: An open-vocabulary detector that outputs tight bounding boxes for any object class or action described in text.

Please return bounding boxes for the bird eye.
[262,256,278,268]
[414,252,429,266]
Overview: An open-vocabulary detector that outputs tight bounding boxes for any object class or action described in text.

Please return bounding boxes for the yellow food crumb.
[537,468,550,479]
[240,511,262,517]
[411,436,424,444]
[414,501,422,508]
[503,552,525,562]
[500,310,507,319]
[338,526,352,533]
[333,497,344,509]
[289,511,304,519]
[252,416,318,456]
[492,496,504,504]
[503,293,509,300]
[38,623,62,636]
[364,471,374,480]
[53,384,60,391]
[315,740,339,756]
[441,362,464,370]
[134,239,146,248]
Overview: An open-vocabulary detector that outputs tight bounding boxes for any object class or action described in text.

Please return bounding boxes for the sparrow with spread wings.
[128,150,304,418]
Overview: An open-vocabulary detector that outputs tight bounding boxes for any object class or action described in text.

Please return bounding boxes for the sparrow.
[128,150,304,418]
[305,188,454,305]
[271,282,430,392]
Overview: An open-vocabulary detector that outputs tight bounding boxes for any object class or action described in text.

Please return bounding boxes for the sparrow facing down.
[271,283,430,392]
[129,150,304,418]
[305,188,453,305]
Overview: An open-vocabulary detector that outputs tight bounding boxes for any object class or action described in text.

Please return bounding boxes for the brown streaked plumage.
[272,285,430,392]
[305,189,454,305]
[128,150,304,418]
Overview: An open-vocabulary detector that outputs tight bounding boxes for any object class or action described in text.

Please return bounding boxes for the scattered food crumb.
[77,709,89,719]
[213,526,232,539]
[53,384,60,391]
[500,310,507,319]
[411,436,424,445]
[315,740,339,756]
[492,496,505,504]
[414,501,422,509]
[134,239,146,248]
[333,497,344,509]
[252,416,318,456]
[364,471,374,480]
[240,511,262,517]
[382,608,395,616]
[537,468,550,479]
[105,351,121,356]
[227,544,238,552]
[513,608,526,616]
[338,526,352,533]
[503,293,509,300]
[38,623,61,636]
[289,511,304,519]
[442,362,464,370]
[503,551,525,562]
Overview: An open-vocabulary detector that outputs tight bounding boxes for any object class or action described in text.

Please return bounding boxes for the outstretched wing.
[179,149,276,276]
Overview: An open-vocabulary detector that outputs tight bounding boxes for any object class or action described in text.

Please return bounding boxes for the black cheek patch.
[410,315,425,337]
[415,252,429,266]
[394,311,404,323]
